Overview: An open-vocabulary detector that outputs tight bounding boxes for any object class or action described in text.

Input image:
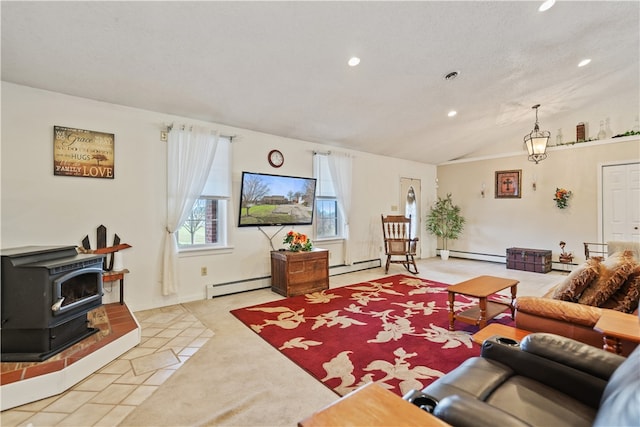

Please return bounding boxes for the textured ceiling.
[2,1,639,164]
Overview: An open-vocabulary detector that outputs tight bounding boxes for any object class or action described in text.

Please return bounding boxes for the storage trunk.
[506,247,552,273]
[270,249,329,297]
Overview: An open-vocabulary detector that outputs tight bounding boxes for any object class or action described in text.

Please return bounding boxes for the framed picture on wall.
[495,169,521,198]
[53,126,115,179]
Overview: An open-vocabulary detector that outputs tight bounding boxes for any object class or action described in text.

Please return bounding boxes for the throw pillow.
[551,257,601,302]
[578,251,636,307]
[602,264,640,313]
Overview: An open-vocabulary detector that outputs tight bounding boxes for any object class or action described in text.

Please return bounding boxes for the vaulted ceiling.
[2,1,638,164]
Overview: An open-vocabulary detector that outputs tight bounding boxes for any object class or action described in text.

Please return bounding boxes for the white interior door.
[400,177,421,257]
[602,162,640,243]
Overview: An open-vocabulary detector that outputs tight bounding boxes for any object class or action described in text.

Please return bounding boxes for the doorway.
[601,162,640,243]
[400,177,421,257]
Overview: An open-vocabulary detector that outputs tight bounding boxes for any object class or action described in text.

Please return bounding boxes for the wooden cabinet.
[271,249,329,297]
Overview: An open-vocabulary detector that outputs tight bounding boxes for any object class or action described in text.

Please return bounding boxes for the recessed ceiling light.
[578,59,591,67]
[348,57,360,67]
[448,110,457,117]
[538,0,555,12]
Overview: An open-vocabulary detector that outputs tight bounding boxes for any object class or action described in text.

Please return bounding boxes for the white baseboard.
[206,259,382,298]
[445,250,577,272]
[328,259,382,276]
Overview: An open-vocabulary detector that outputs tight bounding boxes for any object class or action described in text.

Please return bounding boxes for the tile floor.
[1,304,214,427]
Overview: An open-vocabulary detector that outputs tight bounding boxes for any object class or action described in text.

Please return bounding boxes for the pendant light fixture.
[523,104,550,164]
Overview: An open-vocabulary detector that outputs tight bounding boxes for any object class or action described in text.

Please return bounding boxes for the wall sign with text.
[53,126,115,179]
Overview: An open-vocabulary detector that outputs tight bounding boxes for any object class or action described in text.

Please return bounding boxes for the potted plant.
[426,193,465,260]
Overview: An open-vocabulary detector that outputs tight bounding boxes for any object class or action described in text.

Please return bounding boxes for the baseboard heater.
[206,258,382,298]
[443,250,506,263]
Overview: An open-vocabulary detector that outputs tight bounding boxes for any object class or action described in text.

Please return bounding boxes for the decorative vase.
[440,249,450,261]
[597,121,606,140]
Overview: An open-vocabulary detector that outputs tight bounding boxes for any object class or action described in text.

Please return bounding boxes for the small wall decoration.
[53,126,115,179]
[554,187,572,209]
[495,169,521,198]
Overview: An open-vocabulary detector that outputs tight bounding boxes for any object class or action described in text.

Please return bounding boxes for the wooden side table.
[298,382,450,427]
[593,310,640,355]
[102,269,130,305]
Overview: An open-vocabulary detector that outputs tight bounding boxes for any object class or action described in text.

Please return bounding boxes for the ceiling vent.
[444,71,459,81]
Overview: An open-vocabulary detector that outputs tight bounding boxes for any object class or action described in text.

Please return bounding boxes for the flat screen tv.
[238,171,317,227]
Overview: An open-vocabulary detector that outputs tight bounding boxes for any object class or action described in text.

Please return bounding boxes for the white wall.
[435,137,640,263]
[1,83,437,311]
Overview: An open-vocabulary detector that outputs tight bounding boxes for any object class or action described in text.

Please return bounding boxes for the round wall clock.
[268,149,284,168]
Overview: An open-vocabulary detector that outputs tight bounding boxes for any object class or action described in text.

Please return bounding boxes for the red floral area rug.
[231,274,514,397]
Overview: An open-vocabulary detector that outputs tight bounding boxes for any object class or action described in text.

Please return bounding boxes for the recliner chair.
[405,333,639,427]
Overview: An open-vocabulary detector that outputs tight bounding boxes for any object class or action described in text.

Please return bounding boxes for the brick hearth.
[1,303,140,410]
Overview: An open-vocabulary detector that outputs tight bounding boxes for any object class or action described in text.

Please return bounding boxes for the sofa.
[514,244,639,355]
[405,333,639,427]
[515,297,639,355]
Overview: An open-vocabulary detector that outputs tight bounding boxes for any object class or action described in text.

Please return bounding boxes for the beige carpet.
[121,258,563,426]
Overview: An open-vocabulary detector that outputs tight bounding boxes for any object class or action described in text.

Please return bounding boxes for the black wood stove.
[1,245,105,362]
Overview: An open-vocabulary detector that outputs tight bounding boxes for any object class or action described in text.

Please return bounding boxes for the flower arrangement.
[559,241,573,263]
[283,231,313,252]
[553,188,572,209]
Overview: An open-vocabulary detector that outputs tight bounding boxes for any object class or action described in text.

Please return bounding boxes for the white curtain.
[162,126,219,295]
[327,152,353,265]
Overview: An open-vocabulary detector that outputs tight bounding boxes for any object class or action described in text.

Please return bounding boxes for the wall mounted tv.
[238,171,317,227]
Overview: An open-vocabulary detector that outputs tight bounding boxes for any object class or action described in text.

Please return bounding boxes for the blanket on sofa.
[549,250,639,313]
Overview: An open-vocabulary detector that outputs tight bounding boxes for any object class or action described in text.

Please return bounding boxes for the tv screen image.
[238,171,317,227]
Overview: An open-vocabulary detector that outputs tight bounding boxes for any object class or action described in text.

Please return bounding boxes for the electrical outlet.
[201,267,207,276]
[391,205,398,211]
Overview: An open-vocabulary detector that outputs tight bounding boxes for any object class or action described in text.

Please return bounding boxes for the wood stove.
[1,245,105,362]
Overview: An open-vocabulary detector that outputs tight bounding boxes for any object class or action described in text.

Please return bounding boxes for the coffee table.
[447,275,518,330]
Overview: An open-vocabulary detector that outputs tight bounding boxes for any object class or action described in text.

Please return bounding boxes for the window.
[177,198,224,245]
[178,137,231,248]
[316,198,338,237]
[314,154,342,239]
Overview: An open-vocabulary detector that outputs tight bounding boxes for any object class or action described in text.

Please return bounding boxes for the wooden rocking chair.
[381,214,419,274]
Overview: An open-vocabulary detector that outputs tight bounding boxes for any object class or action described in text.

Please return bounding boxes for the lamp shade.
[524,132,549,161]
[523,105,550,164]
